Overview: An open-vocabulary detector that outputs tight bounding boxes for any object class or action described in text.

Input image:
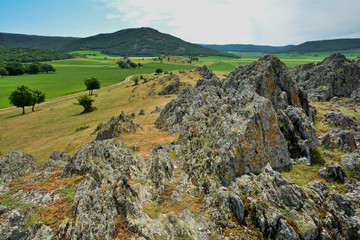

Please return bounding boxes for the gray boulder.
[0,151,37,184]
[323,111,360,131]
[158,79,188,95]
[347,88,360,104]
[319,163,347,183]
[291,53,360,100]
[38,150,71,172]
[328,128,358,152]
[341,153,360,178]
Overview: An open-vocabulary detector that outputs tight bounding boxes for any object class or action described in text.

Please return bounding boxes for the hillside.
[283,38,360,53]
[0,32,79,50]
[0,47,75,62]
[62,27,233,57]
[201,43,294,53]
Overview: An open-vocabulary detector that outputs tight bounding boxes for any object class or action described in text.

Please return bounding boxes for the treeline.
[0,61,55,76]
[117,59,141,69]
[0,47,74,62]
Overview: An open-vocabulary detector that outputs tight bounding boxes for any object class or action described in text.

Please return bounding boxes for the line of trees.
[0,61,55,76]
[8,86,46,114]
[117,59,142,69]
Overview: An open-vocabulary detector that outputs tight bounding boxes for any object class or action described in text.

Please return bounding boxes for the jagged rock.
[347,88,360,104]
[165,73,180,81]
[148,144,173,188]
[0,206,53,240]
[328,128,358,152]
[0,151,37,184]
[61,139,145,180]
[38,150,71,172]
[139,109,145,115]
[196,65,218,80]
[291,53,360,100]
[92,111,142,141]
[319,163,347,183]
[341,153,360,178]
[58,174,118,240]
[158,79,188,95]
[156,55,318,186]
[323,111,360,131]
[205,164,360,239]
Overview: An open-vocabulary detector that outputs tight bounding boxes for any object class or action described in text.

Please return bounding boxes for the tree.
[8,85,33,114]
[28,62,41,74]
[0,67,8,77]
[75,94,95,113]
[155,68,163,75]
[84,77,101,95]
[132,76,139,85]
[30,90,46,112]
[40,64,56,73]
[5,61,25,76]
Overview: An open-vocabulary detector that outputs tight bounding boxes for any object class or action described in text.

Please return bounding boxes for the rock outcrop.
[323,110,360,131]
[92,111,142,141]
[196,65,218,80]
[38,151,71,172]
[156,55,317,186]
[0,151,37,184]
[291,53,360,101]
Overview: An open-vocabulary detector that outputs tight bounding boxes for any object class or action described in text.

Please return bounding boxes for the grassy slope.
[0,70,202,163]
[0,52,197,108]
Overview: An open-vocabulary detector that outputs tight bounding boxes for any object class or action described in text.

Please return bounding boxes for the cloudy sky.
[1,0,360,46]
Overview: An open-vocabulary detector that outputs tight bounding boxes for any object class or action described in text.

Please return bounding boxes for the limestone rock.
[341,153,360,178]
[38,150,71,172]
[158,79,188,95]
[0,151,37,184]
[328,128,358,152]
[196,65,218,80]
[348,88,360,104]
[291,53,360,100]
[92,111,142,141]
[148,144,174,187]
[61,139,145,180]
[323,111,360,131]
[319,163,347,183]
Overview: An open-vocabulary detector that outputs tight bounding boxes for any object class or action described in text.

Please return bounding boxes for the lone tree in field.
[84,77,101,95]
[75,94,95,113]
[30,90,46,112]
[155,68,163,75]
[8,85,34,114]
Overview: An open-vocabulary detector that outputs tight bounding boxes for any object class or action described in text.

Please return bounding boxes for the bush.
[75,94,95,113]
[155,68,163,75]
[0,67,8,77]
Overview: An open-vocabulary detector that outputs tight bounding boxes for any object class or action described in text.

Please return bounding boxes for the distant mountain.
[282,39,360,53]
[62,27,233,57]
[201,44,294,53]
[0,33,79,50]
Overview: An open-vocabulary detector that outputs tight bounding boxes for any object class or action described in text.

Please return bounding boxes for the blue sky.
[1,0,360,45]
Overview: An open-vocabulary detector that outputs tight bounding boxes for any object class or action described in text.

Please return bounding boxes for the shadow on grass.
[72,107,97,116]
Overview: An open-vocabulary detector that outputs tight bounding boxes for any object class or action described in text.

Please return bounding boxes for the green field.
[0,51,196,108]
[2,50,359,108]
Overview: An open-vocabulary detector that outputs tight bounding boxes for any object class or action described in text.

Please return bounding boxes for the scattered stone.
[297,157,311,166]
[0,151,37,184]
[151,106,162,114]
[319,163,347,183]
[139,109,145,115]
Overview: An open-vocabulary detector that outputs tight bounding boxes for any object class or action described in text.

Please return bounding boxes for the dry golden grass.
[0,70,199,163]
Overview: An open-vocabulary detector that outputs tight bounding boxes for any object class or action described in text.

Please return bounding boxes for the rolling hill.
[201,44,294,53]
[282,38,360,53]
[61,27,233,57]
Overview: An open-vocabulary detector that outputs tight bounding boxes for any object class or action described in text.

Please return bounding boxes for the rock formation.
[290,53,360,101]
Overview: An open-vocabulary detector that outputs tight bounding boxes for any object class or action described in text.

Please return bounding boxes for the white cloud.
[98,0,360,45]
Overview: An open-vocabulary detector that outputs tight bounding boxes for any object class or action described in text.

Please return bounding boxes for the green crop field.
[0,51,197,108]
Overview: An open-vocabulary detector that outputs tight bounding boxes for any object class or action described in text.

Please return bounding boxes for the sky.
[1,0,360,46]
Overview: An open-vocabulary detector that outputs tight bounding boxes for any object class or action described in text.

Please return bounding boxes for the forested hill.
[62,27,233,57]
[0,48,75,62]
[282,38,360,53]
[0,32,79,50]
[201,44,294,53]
